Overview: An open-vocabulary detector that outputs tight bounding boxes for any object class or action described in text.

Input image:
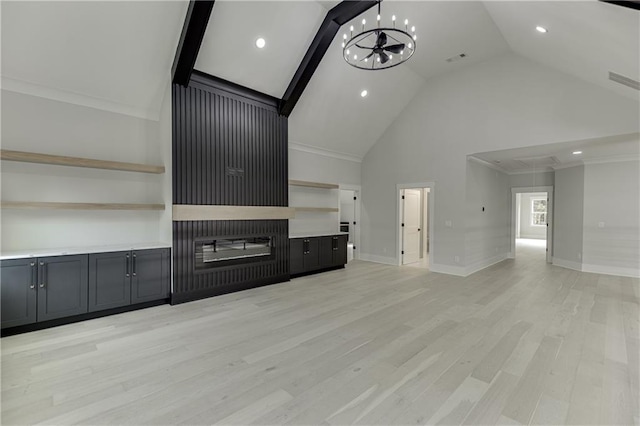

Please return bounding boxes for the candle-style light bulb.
[354,54,358,60]
[411,26,415,32]
[408,43,412,49]
[343,34,347,40]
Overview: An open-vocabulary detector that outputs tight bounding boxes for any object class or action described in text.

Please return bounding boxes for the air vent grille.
[609,71,640,91]
[446,53,467,63]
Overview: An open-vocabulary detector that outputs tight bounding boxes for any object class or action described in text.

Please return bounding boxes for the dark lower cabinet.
[37,255,89,322]
[131,248,170,304]
[0,259,37,328]
[89,251,131,312]
[290,239,305,275]
[1,247,170,332]
[290,234,348,277]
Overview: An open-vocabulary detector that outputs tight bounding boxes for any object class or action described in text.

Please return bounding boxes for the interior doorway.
[339,186,360,262]
[511,186,553,263]
[398,184,433,269]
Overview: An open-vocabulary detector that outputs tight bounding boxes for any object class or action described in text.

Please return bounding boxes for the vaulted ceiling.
[2,1,638,158]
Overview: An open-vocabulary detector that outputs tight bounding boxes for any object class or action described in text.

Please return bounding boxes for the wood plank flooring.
[2,242,638,425]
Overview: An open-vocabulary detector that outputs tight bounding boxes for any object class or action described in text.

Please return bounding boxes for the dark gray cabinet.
[36,255,89,322]
[1,259,37,328]
[131,248,170,304]
[2,247,170,331]
[89,248,170,312]
[89,251,131,312]
[289,234,348,276]
[1,255,88,328]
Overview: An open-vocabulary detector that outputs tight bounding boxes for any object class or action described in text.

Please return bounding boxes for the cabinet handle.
[126,254,130,278]
[30,262,36,289]
[132,253,137,277]
[39,261,46,288]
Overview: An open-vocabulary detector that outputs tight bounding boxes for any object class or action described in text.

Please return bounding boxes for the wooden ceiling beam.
[278,1,379,117]
[171,1,215,87]
[599,1,640,11]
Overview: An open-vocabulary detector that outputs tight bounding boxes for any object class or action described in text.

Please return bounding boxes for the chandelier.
[342,1,416,70]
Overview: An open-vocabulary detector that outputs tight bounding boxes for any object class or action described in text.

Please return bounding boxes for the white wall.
[582,160,640,276]
[360,53,639,273]
[464,159,511,273]
[509,171,555,188]
[518,192,547,239]
[553,166,585,269]
[1,89,168,251]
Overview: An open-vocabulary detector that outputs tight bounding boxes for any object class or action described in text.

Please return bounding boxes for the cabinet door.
[131,249,170,304]
[318,237,333,268]
[290,239,305,275]
[304,238,320,271]
[37,255,89,322]
[333,235,348,266]
[1,259,37,329]
[88,251,131,312]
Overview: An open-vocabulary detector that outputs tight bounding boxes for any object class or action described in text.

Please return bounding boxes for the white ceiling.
[1,1,188,119]
[196,1,327,98]
[288,1,513,157]
[484,1,640,101]
[1,0,637,158]
[471,132,640,174]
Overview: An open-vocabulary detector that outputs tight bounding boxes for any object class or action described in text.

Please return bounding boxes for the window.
[531,198,547,226]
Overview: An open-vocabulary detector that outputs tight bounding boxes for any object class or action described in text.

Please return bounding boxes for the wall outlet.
[598,222,605,228]
[454,256,460,263]
[445,220,453,228]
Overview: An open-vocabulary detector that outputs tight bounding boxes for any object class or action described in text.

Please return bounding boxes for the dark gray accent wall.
[172,72,289,304]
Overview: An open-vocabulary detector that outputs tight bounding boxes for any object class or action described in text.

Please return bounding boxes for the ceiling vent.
[446,53,467,63]
[513,155,560,168]
[609,71,640,91]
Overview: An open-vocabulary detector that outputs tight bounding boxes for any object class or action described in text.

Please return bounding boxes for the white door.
[402,189,422,265]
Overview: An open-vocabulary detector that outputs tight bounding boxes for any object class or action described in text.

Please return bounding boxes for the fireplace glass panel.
[195,236,274,270]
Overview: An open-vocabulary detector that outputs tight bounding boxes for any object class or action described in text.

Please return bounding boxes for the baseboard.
[358,253,398,266]
[464,254,508,276]
[552,257,583,272]
[581,263,640,278]
[429,263,466,276]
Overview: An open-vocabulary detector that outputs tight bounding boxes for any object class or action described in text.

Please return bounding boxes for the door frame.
[510,186,554,262]
[397,182,435,267]
[339,184,361,260]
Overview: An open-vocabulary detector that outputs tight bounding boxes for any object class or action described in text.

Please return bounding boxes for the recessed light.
[360,90,368,98]
[255,37,266,49]
[572,151,582,155]
[536,26,548,33]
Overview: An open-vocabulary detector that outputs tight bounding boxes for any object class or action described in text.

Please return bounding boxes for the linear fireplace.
[194,236,274,270]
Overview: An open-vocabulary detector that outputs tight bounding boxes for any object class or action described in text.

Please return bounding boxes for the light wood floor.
[2,242,638,425]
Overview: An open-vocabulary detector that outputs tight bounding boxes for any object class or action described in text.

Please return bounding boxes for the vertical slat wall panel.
[172,76,289,304]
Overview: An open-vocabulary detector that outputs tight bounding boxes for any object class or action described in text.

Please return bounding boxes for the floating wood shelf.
[173,205,296,221]
[294,207,339,213]
[288,180,339,189]
[1,201,165,211]
[0,149,165,174]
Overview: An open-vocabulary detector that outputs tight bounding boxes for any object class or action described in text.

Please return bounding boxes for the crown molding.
[289,142,362,163]
[1,77,160,121]
[581,154,640,165]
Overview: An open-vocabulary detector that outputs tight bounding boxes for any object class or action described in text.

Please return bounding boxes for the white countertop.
[0,242,171,261]
[289,232,349,238]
